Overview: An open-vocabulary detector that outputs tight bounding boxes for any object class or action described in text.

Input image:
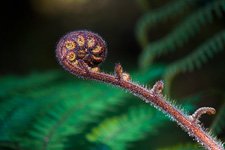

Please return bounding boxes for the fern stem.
[56,30,224,150]
[62,62,223,150]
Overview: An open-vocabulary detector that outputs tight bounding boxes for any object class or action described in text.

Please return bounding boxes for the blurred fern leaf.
[86,96,197,150]
[0,70,63,97]
[136,0,194,47]
[138,0,225,68]
[0,65,165,150]
[163,30,225,95]
[86,105,167,150]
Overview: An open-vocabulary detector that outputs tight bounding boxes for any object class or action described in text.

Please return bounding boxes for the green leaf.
[163,30,225,95]
[139,0,225,68]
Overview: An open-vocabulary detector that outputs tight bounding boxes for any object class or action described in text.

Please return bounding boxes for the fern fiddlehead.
[56,30,107,74]
[56,30,224,150]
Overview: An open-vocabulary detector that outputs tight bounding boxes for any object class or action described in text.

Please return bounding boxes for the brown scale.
[91,54,104,63]
[92,45,104,55]
[76,49,87,59]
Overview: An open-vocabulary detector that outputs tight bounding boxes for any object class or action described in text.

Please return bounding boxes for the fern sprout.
[56,30,224,150]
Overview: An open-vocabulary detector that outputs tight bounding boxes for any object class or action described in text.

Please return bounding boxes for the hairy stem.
[64,61,224,150]
[190,107,216,124]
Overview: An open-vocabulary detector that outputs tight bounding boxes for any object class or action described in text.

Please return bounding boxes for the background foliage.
[0,0,225,149]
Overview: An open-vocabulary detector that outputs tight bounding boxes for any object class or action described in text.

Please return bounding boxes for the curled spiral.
[56,30,107,73]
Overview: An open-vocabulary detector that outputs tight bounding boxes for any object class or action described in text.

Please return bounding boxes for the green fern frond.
[139,0,225,68]
[86,97,197,150]
[211,100,225,135]
[158,143,203,150]
[0,70,63,97]
[86,105,167,150]
[135,0,194,47]
[0,98,24,124]
[20,66,166,150]
[0,82,86,141]
[0,64,164,150]
[19,82,125,150]
[0,141,20,150]
[0,81,86,139]
[0,97,43,141]
[0,64,195,150]
[163,30,225,95]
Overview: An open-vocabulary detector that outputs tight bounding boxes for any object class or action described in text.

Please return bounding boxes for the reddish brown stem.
[63,61,224,150]
[190,107,216,124]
